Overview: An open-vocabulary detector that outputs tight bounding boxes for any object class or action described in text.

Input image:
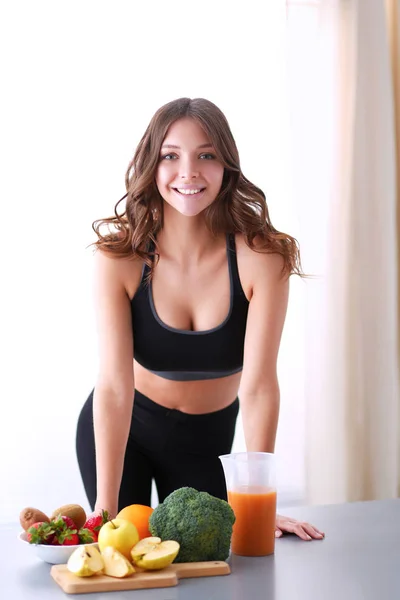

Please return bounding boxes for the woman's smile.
[172,186,206,197]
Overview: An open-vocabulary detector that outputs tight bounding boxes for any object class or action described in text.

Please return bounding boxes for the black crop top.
[130,233,249,381]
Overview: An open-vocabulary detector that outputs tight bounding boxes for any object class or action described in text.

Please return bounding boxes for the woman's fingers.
[287,521,314,541]
[300,522,325,540]
[276,515,325,541]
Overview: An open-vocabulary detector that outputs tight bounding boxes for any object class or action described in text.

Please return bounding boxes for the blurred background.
[0,0,399,522]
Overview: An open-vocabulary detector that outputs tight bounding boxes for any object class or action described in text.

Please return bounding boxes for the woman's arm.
[92,250,135,517]
[239,251,289,452]
[239,251,325,541]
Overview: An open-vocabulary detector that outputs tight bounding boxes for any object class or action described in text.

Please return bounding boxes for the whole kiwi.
[50,504,87,529]
[19,507,50,531]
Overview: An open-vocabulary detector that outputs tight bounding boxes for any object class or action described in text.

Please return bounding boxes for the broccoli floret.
[149,487,235,562]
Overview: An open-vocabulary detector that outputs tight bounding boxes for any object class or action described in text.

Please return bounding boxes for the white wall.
[1,0,307,522]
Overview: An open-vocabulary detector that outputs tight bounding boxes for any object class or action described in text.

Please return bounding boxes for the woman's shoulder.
[94,247,144,299]
[235,234,288,302]
[233,233,288,302]
[234,233,286,275]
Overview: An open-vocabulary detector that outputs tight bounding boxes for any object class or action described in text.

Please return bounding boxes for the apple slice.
[101,546,135,578]
[67,545,104,577]
[130,537,162,559]
[131,538,180,570]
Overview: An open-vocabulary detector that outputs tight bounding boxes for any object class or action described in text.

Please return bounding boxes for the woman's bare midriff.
[134,359,242,414]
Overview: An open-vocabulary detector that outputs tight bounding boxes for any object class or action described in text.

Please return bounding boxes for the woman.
[76,97,324,542]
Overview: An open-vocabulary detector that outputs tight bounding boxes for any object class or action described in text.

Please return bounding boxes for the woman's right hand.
[92,502,118,521]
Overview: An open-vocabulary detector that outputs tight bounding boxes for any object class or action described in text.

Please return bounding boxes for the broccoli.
[149,487,235,563]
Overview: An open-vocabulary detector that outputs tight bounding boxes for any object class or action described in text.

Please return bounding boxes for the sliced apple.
[101,546,135,578]
[131,538,180,570]
[67,545,104,577]
[130,537,162,560]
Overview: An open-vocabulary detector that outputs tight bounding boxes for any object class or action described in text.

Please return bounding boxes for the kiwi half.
[50,504,87,529]
[20,507,50,531]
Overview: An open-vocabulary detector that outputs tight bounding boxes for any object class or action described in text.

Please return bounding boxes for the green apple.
[98,518,139,560]
[131,537,180,570]
[67,545,104,577]
[101,546,135,578]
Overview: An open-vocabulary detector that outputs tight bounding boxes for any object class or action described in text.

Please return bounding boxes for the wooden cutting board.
[50,560,230,594]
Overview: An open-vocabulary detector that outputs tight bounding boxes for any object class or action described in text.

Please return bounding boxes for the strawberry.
[83,510,109,539]
[56,530,80,546]
[27,522,55,545]
[51,537,61,546]
[48,514,79,546]
[78,527,97,544]
[51,515,77,531]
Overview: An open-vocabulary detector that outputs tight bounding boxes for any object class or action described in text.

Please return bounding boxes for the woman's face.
[155,117,224,217]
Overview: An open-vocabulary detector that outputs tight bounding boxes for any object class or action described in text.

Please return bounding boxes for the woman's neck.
[157,206,223,266]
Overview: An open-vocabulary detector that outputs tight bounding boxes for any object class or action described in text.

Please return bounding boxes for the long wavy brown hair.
[92,97,305,278]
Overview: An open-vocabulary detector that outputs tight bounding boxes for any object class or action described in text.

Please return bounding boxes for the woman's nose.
[179,157,199,178]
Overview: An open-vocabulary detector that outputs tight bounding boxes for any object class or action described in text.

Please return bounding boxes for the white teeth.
[175,188,203,195]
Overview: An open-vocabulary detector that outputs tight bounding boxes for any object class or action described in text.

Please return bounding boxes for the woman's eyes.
[160,153,216,161]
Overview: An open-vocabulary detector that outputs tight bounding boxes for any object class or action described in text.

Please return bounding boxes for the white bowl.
[18,531,99,565]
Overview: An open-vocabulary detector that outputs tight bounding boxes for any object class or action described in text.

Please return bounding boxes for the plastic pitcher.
[219,452,277,556]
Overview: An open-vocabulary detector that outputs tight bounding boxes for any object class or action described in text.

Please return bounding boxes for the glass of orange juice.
[219,452,277,556]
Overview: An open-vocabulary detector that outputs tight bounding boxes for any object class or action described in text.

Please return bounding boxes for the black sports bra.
[130,233,249,381]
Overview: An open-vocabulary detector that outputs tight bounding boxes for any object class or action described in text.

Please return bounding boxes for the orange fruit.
[116,504,154,540]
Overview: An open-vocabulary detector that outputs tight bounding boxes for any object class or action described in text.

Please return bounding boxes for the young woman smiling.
[76,98,324,542]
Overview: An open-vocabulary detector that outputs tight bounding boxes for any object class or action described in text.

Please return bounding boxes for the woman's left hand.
[275,514,325,541]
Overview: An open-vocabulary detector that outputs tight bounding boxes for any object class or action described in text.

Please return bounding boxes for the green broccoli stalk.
[149,487,235,562]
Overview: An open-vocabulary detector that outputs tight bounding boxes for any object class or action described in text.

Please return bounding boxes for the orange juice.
[228,486,277,556]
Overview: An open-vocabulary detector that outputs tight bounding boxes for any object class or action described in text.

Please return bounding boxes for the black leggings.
[76,389,239,511]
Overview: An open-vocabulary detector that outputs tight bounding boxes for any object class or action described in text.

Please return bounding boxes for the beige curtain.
[387,0,400,496]
[387,0,400,378]
[294,0,400,504]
